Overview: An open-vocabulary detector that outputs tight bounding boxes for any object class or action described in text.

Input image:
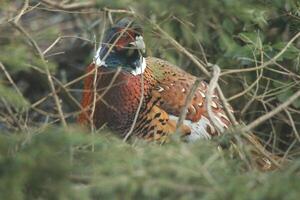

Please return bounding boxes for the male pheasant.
[78,18,232,142]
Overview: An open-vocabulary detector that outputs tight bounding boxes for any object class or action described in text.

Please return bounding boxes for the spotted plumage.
[78,18,233,143]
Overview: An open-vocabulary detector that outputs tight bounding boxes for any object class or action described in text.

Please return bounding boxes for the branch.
[14,0,29,23]
[175,79,201,135]
[41,0,97,11]
[123,69,144,142]
[41,0,135,14]
[0,62,24,99]
[242,90,300,132]
[206,65,224,133]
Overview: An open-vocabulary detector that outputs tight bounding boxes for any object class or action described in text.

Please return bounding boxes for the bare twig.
[216,86,238,125]
[41,0,97,11]
[43,37,62,55]
[5,3,40,24]
[123,70,144,142]
[242,90,300,132]
[206,65,224,133]
[14,0,29,23]
[41,0,135,15]
[228,67,264,102]
[0,62,24,98]
[175,79,201,134]
[284,108,300,142]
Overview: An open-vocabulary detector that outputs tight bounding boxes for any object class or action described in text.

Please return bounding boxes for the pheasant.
[77,18,283,170]
[78,18,232,142]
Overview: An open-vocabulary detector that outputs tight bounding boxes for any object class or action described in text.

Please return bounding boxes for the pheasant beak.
[130,36,146,54]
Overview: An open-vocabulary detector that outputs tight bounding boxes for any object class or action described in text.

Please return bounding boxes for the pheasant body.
[78,18,232,142]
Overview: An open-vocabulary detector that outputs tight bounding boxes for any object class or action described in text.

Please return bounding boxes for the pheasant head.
[94,18,146,75]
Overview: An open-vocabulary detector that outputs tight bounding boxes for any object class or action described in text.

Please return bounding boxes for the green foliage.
[0,129,72,200]
[0,44,31,72]
[0,127,300,200]
[0,84,29,110]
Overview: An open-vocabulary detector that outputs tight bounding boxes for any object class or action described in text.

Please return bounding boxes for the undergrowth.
[1,127,300,200]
